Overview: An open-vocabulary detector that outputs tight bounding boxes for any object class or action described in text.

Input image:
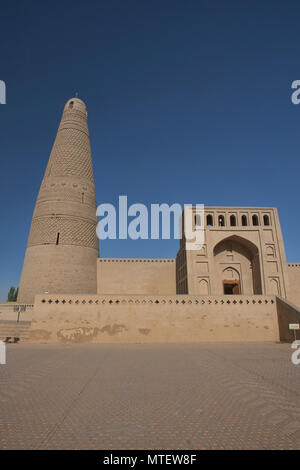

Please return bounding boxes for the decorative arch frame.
[213,235,262,295]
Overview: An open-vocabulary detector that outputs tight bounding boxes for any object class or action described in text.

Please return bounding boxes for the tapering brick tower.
[18,97,99,303]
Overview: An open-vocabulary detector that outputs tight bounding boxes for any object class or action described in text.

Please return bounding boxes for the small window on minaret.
[69,101,74,109]
[82,193,84,203]
[56,233,60,245]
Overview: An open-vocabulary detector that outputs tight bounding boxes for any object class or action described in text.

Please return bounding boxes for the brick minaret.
[18,97,99,303]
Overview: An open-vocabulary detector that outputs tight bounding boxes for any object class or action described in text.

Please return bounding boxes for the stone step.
[0,322,31,341]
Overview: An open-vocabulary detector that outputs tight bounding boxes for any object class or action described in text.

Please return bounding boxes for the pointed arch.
[213,235,262,295]
[222,266,240,281]
[213,235,259,257]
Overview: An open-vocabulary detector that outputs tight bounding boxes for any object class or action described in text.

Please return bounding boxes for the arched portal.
[213,236,262,295]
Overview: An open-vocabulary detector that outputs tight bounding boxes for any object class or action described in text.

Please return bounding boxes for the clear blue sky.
[0,0,300,301]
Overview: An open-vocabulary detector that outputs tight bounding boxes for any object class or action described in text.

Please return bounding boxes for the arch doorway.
[213,236,262,295]
[222,266,240,295]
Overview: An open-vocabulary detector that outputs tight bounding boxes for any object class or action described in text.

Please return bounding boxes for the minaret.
[18,97,99,303]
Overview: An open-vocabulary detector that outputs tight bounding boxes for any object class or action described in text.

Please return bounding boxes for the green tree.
[7,286,18,302]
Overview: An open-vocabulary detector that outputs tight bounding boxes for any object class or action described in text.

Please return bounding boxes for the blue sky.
[0,0,300,301]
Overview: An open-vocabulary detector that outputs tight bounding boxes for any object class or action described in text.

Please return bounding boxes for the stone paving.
[0,342,300,449]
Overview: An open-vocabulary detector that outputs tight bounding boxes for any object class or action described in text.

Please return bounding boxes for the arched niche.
[198,278,209,295]
[222,266,240,281]
[269,278,280,295]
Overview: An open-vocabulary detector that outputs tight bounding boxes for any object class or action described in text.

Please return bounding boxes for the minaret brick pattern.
[18,97,99,303]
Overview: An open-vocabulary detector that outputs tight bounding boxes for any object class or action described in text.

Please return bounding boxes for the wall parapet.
[37,294,275,307]
[98,258,175,263]
[30,293,279,344]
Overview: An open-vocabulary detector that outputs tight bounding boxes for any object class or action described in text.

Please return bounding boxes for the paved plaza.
[0,342,300,449]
